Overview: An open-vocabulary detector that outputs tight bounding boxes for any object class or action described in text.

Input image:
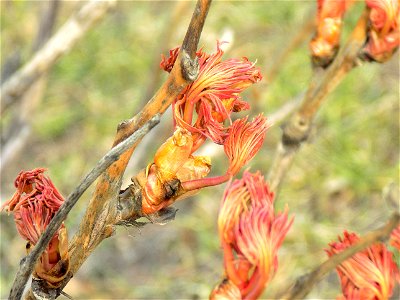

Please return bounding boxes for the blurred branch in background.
[252,8,314,112]
[265,9,315,84]
[1,0,60,174]
[31,0,60,54]
[1,51,21,84]
[0,0,116,114]
[279,210,400,299]
[267,10,369,193]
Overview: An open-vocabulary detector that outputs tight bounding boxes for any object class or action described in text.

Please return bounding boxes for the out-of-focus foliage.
[1,1,398,299]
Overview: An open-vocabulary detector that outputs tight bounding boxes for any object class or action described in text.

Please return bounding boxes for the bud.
[2,168,64,213]
[175,155,211,182]
[362,0,400,62]
[213,171,293,299]
[210,279,241,300]
[326,231,399,299]
[162,42,262,145]
[1,168,69,288]
[390,225,400,250]
[179,116,269,192]
[138,128,211,214]
[224,115,269,176]
[310,0,351,67]
[138,164,171,214]
[154,127,194,181]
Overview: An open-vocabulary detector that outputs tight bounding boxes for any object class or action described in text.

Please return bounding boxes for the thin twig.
[0,0,116,114]
[279,212,400,299]
[8,115,161,300]
[267,10,369,193]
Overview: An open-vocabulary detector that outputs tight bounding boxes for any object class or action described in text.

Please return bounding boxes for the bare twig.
[279,212,400,300]
[8,115,160,300]
[267,10,369,193]
[0,0,116,114]
[65,0,211,287]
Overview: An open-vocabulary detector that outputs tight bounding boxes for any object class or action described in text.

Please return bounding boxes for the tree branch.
[8,115,160,300]
[65,0,211,287]
[0,0,116,114]
[267,10,369,193]
[279,212,400,300]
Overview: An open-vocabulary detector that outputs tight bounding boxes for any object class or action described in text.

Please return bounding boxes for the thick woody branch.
[279,212,400,300]
[8,116,160,300]
[0,0,116,114]
[67,0,211,285]
[267,10,369,192]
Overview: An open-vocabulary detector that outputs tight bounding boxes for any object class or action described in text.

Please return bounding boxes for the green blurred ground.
[1,1,399,299]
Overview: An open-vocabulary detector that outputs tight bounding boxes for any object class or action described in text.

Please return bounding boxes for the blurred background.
[1,1,399,299]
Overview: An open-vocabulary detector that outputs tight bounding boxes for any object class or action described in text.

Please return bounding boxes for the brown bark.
[1,0,116,114]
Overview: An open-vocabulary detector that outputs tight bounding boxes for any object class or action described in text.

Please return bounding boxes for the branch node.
[117,119,131,131]
[282,114,312,146]
[164,179,181,199]
[117,180,143,222]
[181,49,199,82]
[31,278,57,300]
